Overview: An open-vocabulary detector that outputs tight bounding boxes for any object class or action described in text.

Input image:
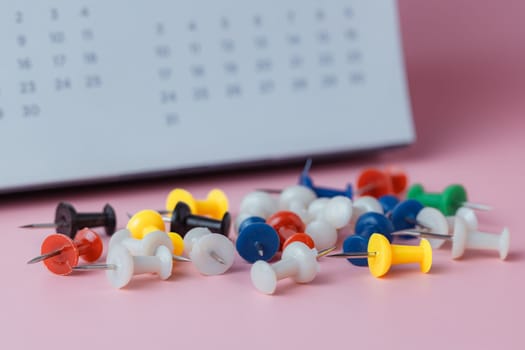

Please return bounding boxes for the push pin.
[236,217,281,263]
[109,228,190,262]
[356,167,408,198]
[162,188,229,220]
[127,209,185,257]
[27,228,103,275]
[298,158,353,198]
[21,202,116,238]
[239,191,278,219]
[329,233,432,278]
[407,184,492,216]
[184,227,235,275]
[307,196,353,229]
[279,185,317,223]
[74,245,173,289]
[250,241,319,295]
[170,202,231,238]
[389,199,425,232]
[305,196,353,250]
[343,212,394,267]
[350,196,383,224]
[378,195,400,215]
[448,217,510,260]
[235,191,278,234]
[266,210,306,243]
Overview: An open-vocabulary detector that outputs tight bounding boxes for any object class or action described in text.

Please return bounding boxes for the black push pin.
[169,202,231,238]
[20,202,117,238]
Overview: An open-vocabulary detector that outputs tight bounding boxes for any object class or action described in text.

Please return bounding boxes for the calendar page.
[0,0,414,193]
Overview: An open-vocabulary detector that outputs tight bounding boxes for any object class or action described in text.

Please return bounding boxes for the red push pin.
[27,228,103,275]
[356,167,408,198]
[282,232,315,251]
[266,211,306,249]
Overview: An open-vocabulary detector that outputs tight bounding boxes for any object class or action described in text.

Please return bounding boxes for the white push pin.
[278,185,317,222]
[308,196,353,229]
[235,191,279,233]
[108,229,191,262]
[350,196,383,224]
[446,207,479,232]
[184,227,235,275]
[250,241,319,295]
[74,245,173,289]
[411,208,449,249]
[450,217,510,260]
[305,219,338,251]
[304,196,353,250]
[239,191,278,218]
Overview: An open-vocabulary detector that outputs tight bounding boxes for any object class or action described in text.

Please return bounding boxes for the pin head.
[166,189,196,214]
[203,189,229,219]
[102,204,117,236]
[385,166,408,194]
[106,245,135,288]
[54,202,77,237]
[356,169,392,198]
[236,219,280,263]
[378,195,400,214]
[342,235,369,267]
[282,232,315,251]
[127,210,165,239]
[451,217,469,259]
[41,234,79,275]
[355,212,394,242]
[390,200,424,231]
[266,211,305,241]
[367,234,393,277]
[416,207,449,249]
[185,227,235,275]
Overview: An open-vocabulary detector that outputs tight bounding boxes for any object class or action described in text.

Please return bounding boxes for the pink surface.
[2,1,525,348]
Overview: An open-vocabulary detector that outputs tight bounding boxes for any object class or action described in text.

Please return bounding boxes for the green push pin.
[406,184,491,216]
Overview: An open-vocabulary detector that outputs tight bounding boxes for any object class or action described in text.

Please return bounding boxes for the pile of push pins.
[25,159,510,294]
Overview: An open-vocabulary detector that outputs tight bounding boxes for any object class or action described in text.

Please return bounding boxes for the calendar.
[0,0,414,193]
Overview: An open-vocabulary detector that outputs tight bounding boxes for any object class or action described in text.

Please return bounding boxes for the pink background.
[1,1,524,348]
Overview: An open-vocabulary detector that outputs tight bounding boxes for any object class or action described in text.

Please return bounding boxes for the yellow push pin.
[328,233,432,277]
[127,209,186,260]
[162,188,229,220]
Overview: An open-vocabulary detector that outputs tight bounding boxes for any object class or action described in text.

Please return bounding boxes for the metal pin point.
[317,246,336,258]
[27,248,63,264]
[326,251,377,258]
[403,217,434,231]
[461,202,492,211]
[209,250,226,265]
[254,242,265,257]
[73,263,117,271]
[392,230,453,240]
[172,255,192,262]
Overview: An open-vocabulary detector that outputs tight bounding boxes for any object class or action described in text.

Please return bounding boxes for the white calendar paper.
[0,0,414,193]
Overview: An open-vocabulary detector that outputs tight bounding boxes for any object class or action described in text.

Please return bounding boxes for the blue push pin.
[236,217,280,263]
[379,195,400,215]
[389,199,425,239]
[342,212,394,266]
[298,158,353,199]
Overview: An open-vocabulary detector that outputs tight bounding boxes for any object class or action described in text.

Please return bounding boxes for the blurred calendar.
[0,0,414,193]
